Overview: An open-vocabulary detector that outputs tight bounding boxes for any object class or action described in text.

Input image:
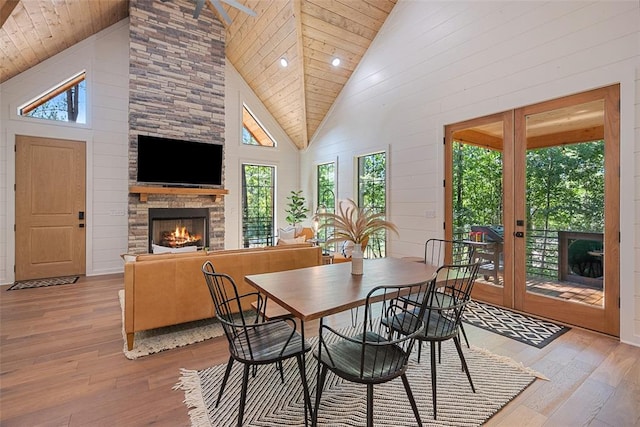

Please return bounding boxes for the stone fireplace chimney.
[127,0,226,253]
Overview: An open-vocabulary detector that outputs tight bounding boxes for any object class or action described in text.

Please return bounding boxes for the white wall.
[0,19,302,283]
[0,19,130,282]
[224,60,303,249]
[301,1,640,346]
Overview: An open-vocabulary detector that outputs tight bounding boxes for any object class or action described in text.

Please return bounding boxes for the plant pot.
[351,243,364,275]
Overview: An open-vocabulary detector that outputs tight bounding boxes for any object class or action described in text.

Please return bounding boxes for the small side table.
[322,254,334,265]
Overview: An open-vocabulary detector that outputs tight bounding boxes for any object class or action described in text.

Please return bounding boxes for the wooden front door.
[15,135,86,280]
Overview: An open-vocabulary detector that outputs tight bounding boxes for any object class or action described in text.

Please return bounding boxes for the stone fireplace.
[127,0,226,254]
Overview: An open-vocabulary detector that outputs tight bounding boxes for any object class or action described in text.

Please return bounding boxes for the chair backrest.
[202,261,257,358]
[426,261,481,337]
[355,280,432,380]
[424,238,475,267]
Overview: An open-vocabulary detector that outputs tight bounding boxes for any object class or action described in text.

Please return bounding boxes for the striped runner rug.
[175,329,544,426]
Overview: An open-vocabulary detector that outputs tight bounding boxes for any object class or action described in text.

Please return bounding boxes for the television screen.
[137,135,223,187]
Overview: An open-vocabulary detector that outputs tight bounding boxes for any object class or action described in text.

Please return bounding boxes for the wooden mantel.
[129,185,228,202]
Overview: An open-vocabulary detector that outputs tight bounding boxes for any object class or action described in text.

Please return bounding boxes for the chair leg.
[216,357,234,407]
[417,340,422,363]
[277,360,284,383]
[453,336,475,393]
[366,384,374,427]
[459,323,470,348]
[296,355,312,427]
[313,365,328,426]
[401,373,423,427]
[430,341,437,420]
[238,364,251,427]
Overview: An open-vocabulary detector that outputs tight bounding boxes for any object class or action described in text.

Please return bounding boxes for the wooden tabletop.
[245,257,437,321]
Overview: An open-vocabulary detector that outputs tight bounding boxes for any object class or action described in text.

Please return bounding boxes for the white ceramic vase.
[351,243,364,275]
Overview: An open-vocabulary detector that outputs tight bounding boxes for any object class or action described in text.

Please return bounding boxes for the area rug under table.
[462,300,570,348]
[175,332,544,427]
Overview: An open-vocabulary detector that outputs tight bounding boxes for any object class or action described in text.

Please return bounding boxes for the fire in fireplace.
[148,208,209,252]
[159,224,203,248]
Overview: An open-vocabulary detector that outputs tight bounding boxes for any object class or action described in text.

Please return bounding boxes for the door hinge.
[443,137,446,145]
[443,179,445,187]
[618,297,621,308]
[443,222,446,230]
[619,232,621,243]
[14,224,16,232]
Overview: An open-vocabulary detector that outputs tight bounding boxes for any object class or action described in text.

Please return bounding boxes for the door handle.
[79,223,85,228]
[514,231,524,238]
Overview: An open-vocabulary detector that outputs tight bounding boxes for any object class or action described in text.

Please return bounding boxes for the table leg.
[312,317,323,426]
[300,319,313,426]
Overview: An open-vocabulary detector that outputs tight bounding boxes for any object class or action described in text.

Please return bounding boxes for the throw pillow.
[278,227,296,240]
[278,236,307,245]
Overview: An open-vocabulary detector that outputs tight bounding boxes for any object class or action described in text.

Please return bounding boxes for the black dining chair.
[393,261,481,420]
[201,261,312,427]
[313,280,432,427]
[424,238,476,267]
[424,238,476,348]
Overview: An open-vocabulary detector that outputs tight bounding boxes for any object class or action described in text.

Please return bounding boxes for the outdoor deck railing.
[454,229,597,280]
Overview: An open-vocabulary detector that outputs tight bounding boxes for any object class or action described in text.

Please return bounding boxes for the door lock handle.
[514,231,524,238]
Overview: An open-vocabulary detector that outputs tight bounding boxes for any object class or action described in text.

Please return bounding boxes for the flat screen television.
[137,135,223,187]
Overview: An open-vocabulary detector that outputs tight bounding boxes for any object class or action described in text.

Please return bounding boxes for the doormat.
[463,300,570,348]
[7,276,79,291]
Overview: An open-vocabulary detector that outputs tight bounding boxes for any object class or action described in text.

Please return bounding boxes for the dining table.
[244,256,438,323]
[245,257,438,424]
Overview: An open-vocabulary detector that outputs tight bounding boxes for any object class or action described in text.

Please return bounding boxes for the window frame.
[241,163,276,247]
[356,150,389,258]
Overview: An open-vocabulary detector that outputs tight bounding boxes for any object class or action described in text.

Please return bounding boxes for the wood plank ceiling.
[0,0,397,149]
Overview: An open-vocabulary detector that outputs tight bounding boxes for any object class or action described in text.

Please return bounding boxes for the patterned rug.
[463,300,570,348]
[118,290,227,359]
[7,275,78,290]
[175,328,544,427]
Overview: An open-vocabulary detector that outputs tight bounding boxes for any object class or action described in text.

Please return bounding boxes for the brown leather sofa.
[123,244,322,350]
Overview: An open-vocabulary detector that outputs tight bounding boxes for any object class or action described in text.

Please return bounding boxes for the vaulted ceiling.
[0,0,397,149]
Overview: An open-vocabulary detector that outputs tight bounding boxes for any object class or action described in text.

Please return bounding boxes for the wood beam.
[527,125,604,149]
[453,129,503,150]
[0,0,19,27]
[292,0,308,147]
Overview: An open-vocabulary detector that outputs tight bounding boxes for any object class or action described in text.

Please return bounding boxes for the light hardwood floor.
[1,274,638,426]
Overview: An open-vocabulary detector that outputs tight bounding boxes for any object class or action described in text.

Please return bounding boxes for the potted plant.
[285,190,309,227]
[316,198,399,275]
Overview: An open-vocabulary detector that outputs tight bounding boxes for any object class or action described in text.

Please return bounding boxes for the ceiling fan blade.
[193,0,206,18]
[219,0,257,17]
[209,0,232,24]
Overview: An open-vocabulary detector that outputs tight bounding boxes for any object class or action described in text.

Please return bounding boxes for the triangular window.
[18,71,86,124]
[242,105,275,147]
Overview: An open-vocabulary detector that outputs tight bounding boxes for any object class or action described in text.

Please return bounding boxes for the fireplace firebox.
[148,208,209,253]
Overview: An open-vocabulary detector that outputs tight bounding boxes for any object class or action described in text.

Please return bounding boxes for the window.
[317,162,336,244]
[242,105,276,147]
[242,164,275,247]
[357,152,388,258]
[19,71,86,124]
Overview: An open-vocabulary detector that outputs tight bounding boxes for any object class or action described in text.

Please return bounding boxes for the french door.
[445,85,620,336]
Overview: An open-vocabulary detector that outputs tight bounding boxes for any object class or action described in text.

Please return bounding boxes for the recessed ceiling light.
[331,57,341,67]
[280,57,288,67]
